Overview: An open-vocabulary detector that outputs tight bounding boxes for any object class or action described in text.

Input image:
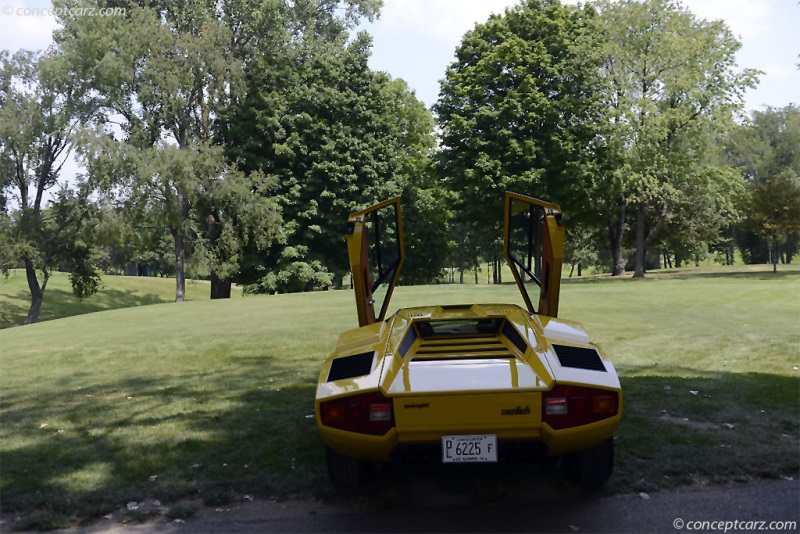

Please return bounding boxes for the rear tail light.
[319,391,394,435]
[543,385,618,429]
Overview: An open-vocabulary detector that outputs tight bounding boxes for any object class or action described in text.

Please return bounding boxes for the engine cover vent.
[552,344,606,372]
[327,352,375,382]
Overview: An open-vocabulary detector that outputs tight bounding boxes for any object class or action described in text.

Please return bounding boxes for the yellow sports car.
[315,192,622,489]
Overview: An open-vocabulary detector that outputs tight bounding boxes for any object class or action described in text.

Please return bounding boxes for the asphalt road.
[62,478,799,534]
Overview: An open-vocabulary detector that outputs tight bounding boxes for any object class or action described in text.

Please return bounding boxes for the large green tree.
[434,0,607,276]
[224,31,437,288]
[57,1,260,301]
[595,0,757,276]
[0,50,100,324]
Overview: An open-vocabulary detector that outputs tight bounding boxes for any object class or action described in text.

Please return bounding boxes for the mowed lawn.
[1,266,798,529]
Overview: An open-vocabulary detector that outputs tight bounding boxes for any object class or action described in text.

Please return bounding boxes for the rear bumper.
[320,414,620,462]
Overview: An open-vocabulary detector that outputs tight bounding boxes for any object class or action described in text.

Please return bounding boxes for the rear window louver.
[413,338,513,361]
[552,344,606,372]
[327,352,375,382]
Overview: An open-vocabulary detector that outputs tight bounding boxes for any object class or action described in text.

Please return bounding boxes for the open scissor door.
[504,192,564,317]
[347,197,405,327]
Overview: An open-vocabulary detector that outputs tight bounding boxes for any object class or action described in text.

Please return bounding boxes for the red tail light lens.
[543,385,618,429]
[319,391,394,435]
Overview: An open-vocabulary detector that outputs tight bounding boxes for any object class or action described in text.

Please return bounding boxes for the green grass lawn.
[1,266,798,529]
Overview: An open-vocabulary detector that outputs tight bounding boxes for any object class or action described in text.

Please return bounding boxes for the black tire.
[325,446,372,490]
[565,437,614,489]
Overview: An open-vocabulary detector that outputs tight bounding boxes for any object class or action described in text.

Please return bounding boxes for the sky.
[361,0,800,111]
[1,0,798,113]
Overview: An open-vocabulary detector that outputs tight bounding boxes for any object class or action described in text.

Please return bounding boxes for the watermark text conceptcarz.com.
[2,5,126,17]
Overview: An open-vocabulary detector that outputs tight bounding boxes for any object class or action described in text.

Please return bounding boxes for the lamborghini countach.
[315,192,622,489]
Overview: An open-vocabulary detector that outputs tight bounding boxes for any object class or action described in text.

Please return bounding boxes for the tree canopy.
[0,50,101,324]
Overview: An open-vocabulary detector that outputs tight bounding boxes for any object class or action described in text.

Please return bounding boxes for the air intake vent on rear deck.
[327,352,375,382]
[552,344,606,372]
[413,338,513,360]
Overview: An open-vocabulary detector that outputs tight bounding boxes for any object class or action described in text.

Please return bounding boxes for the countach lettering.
[501,406,531,416]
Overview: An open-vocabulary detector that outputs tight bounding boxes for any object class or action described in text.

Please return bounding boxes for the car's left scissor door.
[503,192,564,318]
[346,197,405,327]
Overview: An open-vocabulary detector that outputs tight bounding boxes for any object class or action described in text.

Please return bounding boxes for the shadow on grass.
[611,371,799,493]
[1,363,798,530]
[652,270,800,281]
[1,288,170,328]
[561,268,800,284]
[0,356,325,529]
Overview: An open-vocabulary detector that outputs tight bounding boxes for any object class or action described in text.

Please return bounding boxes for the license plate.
[441,434,497,463]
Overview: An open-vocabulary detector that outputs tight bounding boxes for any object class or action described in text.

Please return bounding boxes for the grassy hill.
[1,266,798,529]
[0,271,213,328]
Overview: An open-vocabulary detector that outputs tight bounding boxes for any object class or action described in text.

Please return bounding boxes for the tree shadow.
[1,288,170,328]
[562,269,800,284]
[1,359,798,529]
[653,270,800,281]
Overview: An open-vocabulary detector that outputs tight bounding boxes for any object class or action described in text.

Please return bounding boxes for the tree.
[193,169,282,298]
[564,224,600,277]
[727,105,800,270]
[224,32,437,289]
[434,0,606,278]
[57,2,251,301]
[595,0,758,276]
[0,50,100,324]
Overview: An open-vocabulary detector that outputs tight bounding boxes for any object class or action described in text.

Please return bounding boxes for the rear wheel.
[565,438,614,489]
[325,446,372,489]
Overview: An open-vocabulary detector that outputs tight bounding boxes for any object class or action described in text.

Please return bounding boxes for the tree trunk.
[773,239,778,273]
[631,201,669,278]
[569,263,575,278]
[173,186,187,302]
[459,241,465,284]
[578,262,582,277]
[23,259,48,325]
[608,198,627,276]
[210,272,232,299]
[633,203,647,278]
[174,230,186,302]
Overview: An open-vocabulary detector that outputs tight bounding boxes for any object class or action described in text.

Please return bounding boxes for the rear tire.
[565,438,614,489]
[325,446,371,489]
